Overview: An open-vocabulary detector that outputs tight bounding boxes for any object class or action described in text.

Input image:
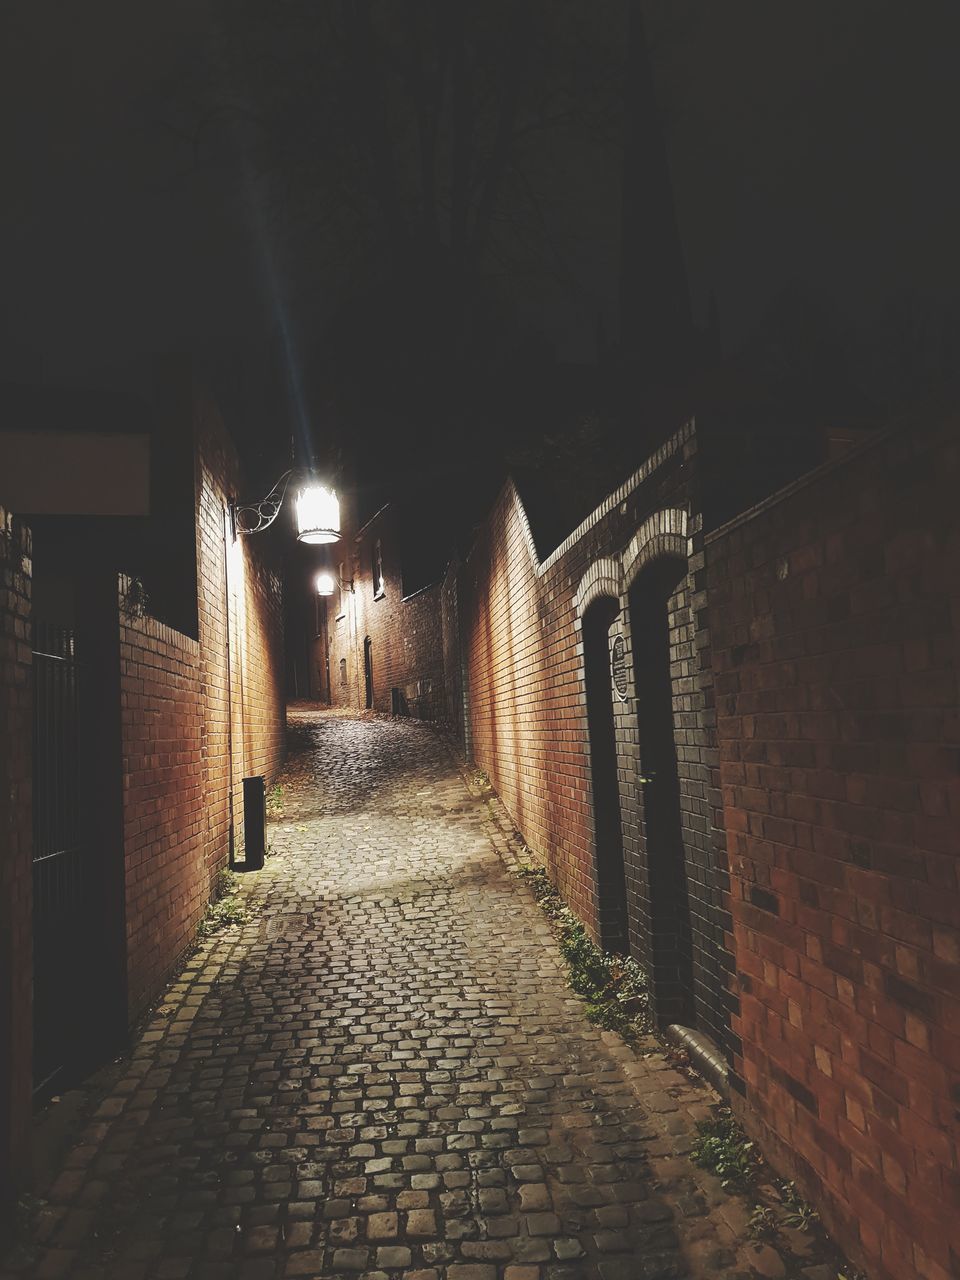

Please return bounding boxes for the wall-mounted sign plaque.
[611,634,628,700]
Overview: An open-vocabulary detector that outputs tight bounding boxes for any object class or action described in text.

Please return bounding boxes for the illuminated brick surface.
[119,394,285,1022]
[707,415,960,1280]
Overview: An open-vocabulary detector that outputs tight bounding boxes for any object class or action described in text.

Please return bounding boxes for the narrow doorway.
[582,597,629,954]
[628,557,694,1025]
[363,636,374,709]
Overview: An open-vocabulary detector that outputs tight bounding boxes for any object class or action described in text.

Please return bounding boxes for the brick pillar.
[0,507,33,1205]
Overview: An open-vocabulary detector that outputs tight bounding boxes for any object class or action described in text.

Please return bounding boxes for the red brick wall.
[325,520,361,710]
[326,506,446,719]
[440,557,467,746]
[706,415,960,1280]
[463,479,590,905]
[196,400,235,881]
[0,506,32,1201]
[195,395,285,869]
[457,425,729,1024]
[327,600,360,709]
[119,393,285,1022]
[119,601,205,1018]
[238,540,286,785]
[360,578,443,717]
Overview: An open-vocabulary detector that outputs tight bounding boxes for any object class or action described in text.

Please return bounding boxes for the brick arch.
[573,557,623,621]
[621,509,689,591]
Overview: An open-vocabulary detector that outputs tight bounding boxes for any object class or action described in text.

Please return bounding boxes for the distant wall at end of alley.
[326,504,448,723]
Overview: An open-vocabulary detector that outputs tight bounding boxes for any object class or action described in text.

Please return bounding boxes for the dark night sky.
[4,1,960,461]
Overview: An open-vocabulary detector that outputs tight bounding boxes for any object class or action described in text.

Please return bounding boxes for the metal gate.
[32,621,86,1092]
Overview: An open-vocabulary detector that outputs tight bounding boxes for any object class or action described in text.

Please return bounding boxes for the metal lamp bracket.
[232,469,295,536]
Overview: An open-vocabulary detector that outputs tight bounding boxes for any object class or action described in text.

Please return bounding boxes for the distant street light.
[315,570,336,596]
[231,471,341,544]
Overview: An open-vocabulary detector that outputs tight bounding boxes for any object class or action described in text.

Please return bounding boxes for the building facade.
[322,504,449,721]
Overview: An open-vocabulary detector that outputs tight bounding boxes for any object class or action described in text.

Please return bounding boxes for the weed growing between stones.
[691,1109,817,1229]
[514,863,650,1041]
[779,1180,823,1233]
[470,767,494,794]
[691,1110,759,1194]
[691,1108,868,1278]
[198,869,250,937]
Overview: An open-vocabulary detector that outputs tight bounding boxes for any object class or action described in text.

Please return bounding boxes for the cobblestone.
[4,711,844,1280]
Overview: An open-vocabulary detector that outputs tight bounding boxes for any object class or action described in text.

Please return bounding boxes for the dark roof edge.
[354,502,392,542]
[704,421,903,545]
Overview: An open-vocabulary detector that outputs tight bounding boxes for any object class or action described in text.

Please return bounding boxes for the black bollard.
[242,775,266,870]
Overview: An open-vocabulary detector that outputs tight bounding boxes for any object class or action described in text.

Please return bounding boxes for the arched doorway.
[628,556,694,1025]
[582,597,629,954]
[363,636,374,709]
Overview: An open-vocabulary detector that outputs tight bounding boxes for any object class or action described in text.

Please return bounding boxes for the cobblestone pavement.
[6,710,835,1280]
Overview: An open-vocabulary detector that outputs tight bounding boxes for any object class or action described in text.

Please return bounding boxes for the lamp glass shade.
[296,485,340,544]
[315,570,336,596]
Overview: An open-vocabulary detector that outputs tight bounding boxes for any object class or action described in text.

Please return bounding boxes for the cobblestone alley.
[6,710,840,1280]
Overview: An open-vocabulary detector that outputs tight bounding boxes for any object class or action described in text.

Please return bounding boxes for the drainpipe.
[665,1024,729,1098]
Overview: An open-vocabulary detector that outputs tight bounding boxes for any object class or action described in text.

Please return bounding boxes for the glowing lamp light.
[296,484,340,545]
[315,570,336,596]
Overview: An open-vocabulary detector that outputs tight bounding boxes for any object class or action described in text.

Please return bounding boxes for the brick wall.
[238,539,286,786]
[195,395,285,870]
[327,600,360,709]
[440,557,467,748]
[119,597,205,1018]
[706,415,960,1280]
[119,392,285,1022]
[0,506,32,1203]
[458,424,733,1050]
[325,533,361,711]
[326,506,446,720]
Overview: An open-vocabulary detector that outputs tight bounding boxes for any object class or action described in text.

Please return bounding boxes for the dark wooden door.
[363,636,373,709]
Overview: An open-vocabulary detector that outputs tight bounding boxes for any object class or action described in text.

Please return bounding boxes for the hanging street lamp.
[315,570,336,596]
[231,470,341,544]
[295,484,340,545]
